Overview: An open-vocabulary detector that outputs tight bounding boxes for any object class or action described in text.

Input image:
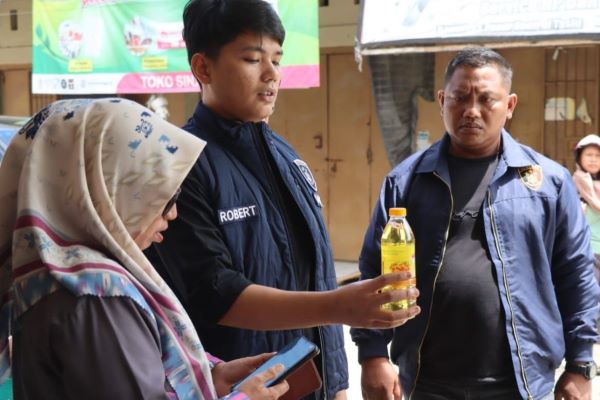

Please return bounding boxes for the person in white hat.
[573,133,600,285]
[573,133,600,345]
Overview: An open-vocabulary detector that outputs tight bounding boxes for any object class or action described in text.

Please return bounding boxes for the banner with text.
[32,0,319,94]
[361,0,600,49]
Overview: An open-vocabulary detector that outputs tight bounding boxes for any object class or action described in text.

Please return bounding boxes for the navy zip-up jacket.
[148,103,349,399]
[352,131,599,399]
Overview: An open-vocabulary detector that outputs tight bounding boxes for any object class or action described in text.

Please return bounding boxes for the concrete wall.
[0,0,32,67]
[319,0,360,48]
[0,0,32,115]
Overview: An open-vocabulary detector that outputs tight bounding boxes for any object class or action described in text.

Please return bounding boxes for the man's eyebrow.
[240,46,283,56]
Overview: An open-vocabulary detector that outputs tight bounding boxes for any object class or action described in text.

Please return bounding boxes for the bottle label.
[381,244,415,288]
[380,244,416,310]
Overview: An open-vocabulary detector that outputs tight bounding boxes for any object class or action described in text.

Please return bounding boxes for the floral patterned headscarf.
[0,98,216,399]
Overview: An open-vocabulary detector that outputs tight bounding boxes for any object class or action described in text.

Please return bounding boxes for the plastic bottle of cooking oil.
[381,207,416,311]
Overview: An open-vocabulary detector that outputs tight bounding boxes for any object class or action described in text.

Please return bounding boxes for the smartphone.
[231,336,320,392]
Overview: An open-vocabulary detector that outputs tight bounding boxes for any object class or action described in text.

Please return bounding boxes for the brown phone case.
[280,358,322,400]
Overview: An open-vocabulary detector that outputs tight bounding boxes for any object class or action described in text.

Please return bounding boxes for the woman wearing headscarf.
[0,98,287,400]
[573,134,600,284]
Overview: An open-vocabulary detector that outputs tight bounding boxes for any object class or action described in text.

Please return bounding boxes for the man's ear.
[191,53,212,85]
[437,89,445,115]
[506,93,518,120]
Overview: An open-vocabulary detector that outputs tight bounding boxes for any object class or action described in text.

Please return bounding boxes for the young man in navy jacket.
[146,1,420,399]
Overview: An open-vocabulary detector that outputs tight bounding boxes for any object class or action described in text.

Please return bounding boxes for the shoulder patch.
[293,159,318,191]
[518,165,543,191]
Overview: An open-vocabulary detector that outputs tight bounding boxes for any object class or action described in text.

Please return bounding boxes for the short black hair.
[444,47,513,89]
[183,0,285,63]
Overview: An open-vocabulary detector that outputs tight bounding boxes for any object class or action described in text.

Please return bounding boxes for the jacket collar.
[499,129,538,168]
[190,101,268,144]
[416,129,536,176]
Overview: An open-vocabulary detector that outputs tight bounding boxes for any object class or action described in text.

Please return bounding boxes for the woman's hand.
[238,364,289,400]
[211,353,289,399]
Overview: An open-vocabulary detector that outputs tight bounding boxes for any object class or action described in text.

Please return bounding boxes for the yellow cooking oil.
[381,207,416,310]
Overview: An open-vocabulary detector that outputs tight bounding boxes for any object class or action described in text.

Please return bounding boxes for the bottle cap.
[389,207,406,217]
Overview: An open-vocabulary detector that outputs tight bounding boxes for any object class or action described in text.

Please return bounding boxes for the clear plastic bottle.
[380,207,416,311]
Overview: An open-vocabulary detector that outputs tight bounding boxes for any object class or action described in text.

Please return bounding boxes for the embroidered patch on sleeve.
[293,159,318,192]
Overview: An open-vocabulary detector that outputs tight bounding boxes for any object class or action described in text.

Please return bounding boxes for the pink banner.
[281,65,320,89]
[116,65,320,93]
[117,72,199,93]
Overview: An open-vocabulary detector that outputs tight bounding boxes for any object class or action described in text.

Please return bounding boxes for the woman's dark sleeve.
[14,290,172,399]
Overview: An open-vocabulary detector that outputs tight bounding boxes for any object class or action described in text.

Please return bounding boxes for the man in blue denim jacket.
[352,48,600,400]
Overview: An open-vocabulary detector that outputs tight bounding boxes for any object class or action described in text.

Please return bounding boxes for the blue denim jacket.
[352,130,600,399]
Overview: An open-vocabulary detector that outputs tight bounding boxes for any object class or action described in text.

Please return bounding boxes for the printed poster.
[32,0,319,94]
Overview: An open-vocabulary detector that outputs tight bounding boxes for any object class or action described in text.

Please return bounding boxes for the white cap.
[576,134,600,150]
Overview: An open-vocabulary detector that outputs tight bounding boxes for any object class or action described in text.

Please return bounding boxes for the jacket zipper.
[253,126,329,399]
[409,171,453,399]
[486,192,533,399]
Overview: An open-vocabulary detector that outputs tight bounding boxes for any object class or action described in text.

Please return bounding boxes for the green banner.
[32,0,319,94]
